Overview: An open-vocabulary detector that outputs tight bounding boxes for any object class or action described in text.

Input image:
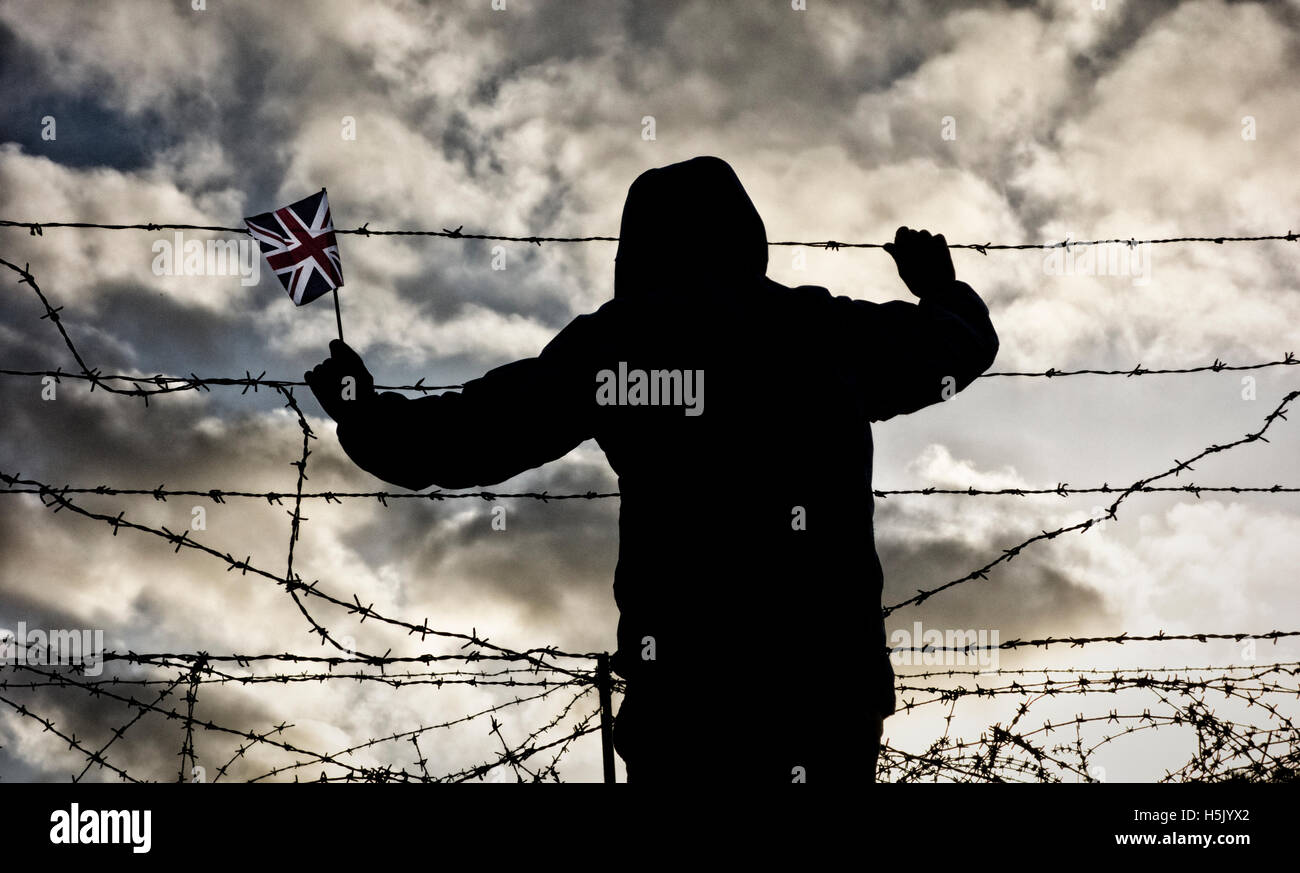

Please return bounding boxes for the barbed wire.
[1,354,1297,400]
[177,655,205,783]
[0,366,461,395]
[11,655,1292,686]
[0,465,599,662]
[6,476,1300,503]
[1,657,601,783]
[0,686,143,783]
[4,217,1298,253]
[982,354,1298,379]
[892,660,1300,679]
[879,659,1300,782]
[3,661,441,782]
[0,670,584,691]
[893,663,1299,705]
[886,630,1300,655]
[874,483,1300,497]
[76,668,191,784]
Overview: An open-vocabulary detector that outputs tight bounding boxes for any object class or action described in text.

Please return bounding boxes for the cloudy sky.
[1,0,1298,782]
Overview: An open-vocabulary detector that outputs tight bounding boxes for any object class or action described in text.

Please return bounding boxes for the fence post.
[597,652,616,784]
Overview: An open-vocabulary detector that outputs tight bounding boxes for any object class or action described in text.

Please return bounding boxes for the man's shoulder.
[789,281,834,303]
[538,299,625,360]
[760,277,834,302]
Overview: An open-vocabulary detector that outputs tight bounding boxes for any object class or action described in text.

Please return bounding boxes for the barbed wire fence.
[0,221,1297,782]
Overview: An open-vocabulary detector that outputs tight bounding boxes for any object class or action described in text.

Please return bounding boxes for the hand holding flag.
[306,340,375,423]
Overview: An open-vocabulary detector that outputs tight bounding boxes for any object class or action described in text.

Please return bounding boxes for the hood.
[614,156,768,300]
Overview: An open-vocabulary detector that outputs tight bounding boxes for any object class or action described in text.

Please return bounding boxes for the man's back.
[575,278,880,671]
[579,277,886,783]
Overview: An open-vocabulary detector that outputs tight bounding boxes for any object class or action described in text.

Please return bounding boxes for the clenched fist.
[882,226,957,299]
[305,339,375,423]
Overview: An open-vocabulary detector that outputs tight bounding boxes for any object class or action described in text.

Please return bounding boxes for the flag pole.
[332,288,344,342]
[321,185,344,343]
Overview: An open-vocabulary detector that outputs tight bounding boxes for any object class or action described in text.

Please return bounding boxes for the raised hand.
[882,226,957,299]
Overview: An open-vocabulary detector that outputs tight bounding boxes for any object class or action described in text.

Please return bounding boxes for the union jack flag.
[244,188,344,305]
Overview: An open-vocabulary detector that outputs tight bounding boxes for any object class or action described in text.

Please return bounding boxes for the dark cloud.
[878,523,1117,641]
[339,446,619,634]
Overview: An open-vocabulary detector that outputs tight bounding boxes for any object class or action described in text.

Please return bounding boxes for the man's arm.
[306,315,600,490]
[835,226,999,421]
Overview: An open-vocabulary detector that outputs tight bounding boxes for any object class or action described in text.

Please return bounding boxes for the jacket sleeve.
[828,280,999,422]
[334,313,600,490]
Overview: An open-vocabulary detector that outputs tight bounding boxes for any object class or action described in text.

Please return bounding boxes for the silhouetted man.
[306,156,998,784]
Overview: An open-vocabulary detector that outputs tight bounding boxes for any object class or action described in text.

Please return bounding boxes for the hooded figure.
[614,155,768,300]
[311,156,999,784]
